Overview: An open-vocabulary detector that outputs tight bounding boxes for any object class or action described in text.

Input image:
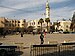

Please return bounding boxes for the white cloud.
[0,0,67,13]
[0,7,14,14]
[50,0,68,3]
[13,0,46,9]
[50,7,74,22]
[0,0,74,22]
[0,0,69,11]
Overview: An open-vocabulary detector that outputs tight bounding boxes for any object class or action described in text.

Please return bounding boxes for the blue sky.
[0,0,75,22]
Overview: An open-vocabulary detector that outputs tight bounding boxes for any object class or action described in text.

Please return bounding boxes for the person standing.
[40,33,44,44]
[21,32,23,37]
[44,32,46,38]
[3,31,6,38]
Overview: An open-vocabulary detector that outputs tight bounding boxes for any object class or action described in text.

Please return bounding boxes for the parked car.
[70,32,75,34]
[59,31,63,34]
[15,32,20,35]
[53,32,59,34]
[63,32,70,34]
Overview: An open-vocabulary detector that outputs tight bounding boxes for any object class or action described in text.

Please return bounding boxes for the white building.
[55,21,71,32]
[27,18,50,32]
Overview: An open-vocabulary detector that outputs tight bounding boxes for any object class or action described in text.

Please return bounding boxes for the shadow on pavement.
[15,51,24,56]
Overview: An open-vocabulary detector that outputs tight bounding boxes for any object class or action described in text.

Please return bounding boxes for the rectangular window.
[18,21,20,23]
[18,24,19,26]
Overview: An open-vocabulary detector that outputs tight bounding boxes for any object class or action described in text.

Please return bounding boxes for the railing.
[0,45,19,56]
[30,42,75,56]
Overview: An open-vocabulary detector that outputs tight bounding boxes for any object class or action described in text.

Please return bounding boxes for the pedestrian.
[21,32,23,37]
[40,33,44,44]
[44,30,46,38]
[3,31,6,38]
[33,32,35,35]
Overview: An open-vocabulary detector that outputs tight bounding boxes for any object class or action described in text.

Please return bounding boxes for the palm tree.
[27,26,34,32]
[38,18,44,32]
[45,18,50,32]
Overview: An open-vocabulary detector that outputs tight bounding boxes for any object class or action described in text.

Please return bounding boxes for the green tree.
[53,22,60,32]
[70,12,75,32]
[45,18,50,32]
[38,18,44,32]
[27,26,34,32]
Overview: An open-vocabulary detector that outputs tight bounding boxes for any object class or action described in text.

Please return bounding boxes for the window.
[18,24,19,26]
[66,25,68,28]
[30,23,31,25]
[15,24,16,26]
[32,23,33,25]
[12,24,14,27]
[23,20,26,23]
[5,24,8,26]
[12,20,14,23]
[15,20,16,23]
[22,24,24,26]
[18,21,20,23]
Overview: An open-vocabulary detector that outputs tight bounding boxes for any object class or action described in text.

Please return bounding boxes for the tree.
[50,25,55,33]
[45,18,50,32]
[53,22,60,32]
[70,12,75,32]
[27,26,34,32]
[38,18,44,32]
[62,18,66,21]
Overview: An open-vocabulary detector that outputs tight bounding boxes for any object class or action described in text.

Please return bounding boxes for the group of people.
[20,31,46,44]
[2,30,46,45]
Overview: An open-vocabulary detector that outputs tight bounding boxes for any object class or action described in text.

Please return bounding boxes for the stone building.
[0,17,10,29]
[54,21,71,32]
[0,17,27,32]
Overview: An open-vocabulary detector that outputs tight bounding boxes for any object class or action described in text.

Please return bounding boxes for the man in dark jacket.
[40,33,44,44]
[3,31,6,38]
[21,32,23,37]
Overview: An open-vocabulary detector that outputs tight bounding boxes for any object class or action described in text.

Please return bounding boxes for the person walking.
[3,31,6,38]
[21,32,23,37]
[40,33,44,44]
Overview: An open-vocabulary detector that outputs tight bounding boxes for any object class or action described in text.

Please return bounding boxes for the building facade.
[0,17,10,29]
[27,18,50,32]
[0,17,6,28]
[55,21,71,32]
[0,17,27,32]
[19,19,27,28]
[8,19,20,30]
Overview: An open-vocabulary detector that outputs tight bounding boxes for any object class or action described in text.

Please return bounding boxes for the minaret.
[46,0,50,18]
